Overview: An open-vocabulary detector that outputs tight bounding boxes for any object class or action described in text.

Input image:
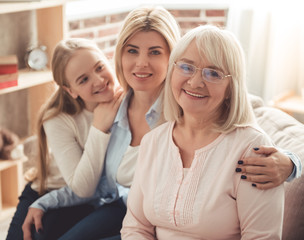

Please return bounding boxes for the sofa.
[250,94,304,240]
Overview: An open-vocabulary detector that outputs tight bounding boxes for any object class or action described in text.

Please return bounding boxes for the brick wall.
[68,7,228,60]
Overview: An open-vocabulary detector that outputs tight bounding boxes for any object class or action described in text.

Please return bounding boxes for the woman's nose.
[187,71,205,88]
[136,54,149,68]
[93,73,105,86]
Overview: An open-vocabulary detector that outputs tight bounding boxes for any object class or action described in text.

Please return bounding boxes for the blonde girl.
[7,38,122,240]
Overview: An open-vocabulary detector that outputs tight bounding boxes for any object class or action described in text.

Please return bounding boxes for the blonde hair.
[164,25,255,133]
[36,38,109,195]
[114,5,181,91]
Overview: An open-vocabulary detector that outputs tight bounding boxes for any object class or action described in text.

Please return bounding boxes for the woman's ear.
[62,86,78,99]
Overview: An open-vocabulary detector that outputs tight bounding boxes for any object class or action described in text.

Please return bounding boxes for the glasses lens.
[203,68,223,82]
[176,62,195,76]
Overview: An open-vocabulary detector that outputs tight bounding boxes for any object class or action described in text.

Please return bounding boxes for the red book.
[0,64,18,74]
[0,72,18,90]
[0,55,18,74]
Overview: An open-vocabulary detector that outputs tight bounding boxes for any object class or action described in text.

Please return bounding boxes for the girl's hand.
[92,87,124,133]
[237,146,294,190]
[22,207,44,240]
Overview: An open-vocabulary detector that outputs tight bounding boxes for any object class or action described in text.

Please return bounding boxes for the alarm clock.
[25,45,48,70]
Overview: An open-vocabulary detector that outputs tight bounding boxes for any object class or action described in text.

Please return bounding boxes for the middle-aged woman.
[121,25,285,239]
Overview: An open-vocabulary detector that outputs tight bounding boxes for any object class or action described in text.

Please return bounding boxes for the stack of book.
[0,55,18,90]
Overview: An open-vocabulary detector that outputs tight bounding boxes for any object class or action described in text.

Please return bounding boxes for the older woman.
[121,25,284,239]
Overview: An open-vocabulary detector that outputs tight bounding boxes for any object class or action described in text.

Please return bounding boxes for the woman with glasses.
[121,25,284,239]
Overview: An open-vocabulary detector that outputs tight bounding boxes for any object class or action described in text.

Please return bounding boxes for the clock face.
[27,48,48,70]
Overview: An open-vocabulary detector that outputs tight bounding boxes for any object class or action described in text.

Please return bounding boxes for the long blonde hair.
[36,38,108,195]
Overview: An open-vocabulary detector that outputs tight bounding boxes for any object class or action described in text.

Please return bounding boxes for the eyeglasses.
[174,61,232,84]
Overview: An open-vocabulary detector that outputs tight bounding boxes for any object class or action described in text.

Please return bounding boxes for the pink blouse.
[121,122,284,240]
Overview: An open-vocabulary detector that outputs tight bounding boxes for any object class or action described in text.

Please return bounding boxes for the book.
[0,55,18,65]
[0,64,18,74]
[0,55,18,89]
[0,72,18,90]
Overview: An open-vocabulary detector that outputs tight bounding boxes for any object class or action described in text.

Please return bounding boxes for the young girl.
[6,38,122,240]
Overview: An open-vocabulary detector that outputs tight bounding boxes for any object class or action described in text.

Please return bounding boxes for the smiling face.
[121,30,170,96]
[171,40,230,120]
[64,49,116,111]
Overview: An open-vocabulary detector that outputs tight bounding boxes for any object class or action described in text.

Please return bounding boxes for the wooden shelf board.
[0,0,69,14]
[0,68,53,95]
[0,157,27,171]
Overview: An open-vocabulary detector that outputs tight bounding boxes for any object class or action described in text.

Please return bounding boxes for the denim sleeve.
[279,148,302,182]
[29,186,96,211]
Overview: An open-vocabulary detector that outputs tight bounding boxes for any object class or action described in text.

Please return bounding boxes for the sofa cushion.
[250,94,304,240]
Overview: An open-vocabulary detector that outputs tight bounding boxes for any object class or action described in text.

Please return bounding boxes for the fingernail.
[235,168,242,172]
[38,228,43,234]
[238,160,243,164]
[241,175,247,179]
[252,183,257,187]
[253,147,259,151]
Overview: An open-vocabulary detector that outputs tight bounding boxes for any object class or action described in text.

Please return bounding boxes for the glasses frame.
[174,61,232,84]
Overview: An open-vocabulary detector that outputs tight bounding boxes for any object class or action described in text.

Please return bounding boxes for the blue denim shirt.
[31,90,163,211]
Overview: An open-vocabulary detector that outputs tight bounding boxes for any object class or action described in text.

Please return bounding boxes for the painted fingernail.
[38,228,43,234]
[253,147,259,151]
[235,168,242,172]
[241,175,247,179]
[238,160,243,164]
[252,183,257,187]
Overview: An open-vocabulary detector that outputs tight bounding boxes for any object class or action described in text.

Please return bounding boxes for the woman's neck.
[129,88,161,112]
[127,88,162,147]
[173,116,220,168]
[177,112,220,140]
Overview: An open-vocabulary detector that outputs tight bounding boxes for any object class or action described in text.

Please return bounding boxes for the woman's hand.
[237,146,294,190]
[22,207,44,240]
[92,87,124,133]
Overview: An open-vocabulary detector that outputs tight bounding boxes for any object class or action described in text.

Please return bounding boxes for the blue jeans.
[58,198,126,240]
[6,182,95,240]
[33,203,94,240]
[6,183,39,240]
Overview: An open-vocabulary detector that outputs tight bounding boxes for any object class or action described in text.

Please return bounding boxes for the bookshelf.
[0,0,68,218]
[0,157,26,220]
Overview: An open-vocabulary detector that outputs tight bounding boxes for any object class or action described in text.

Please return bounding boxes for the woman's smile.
[183,89,206,99]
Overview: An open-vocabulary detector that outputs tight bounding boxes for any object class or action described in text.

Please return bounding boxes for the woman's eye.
[127,49,138,54]
[79,76,89,84]
[210,70,220,78]
[96,65,104,72]
[180,64,193,73]
[150,50,161,55]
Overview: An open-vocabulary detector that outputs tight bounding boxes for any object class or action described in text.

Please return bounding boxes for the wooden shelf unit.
[0,0,68,216]
[0,0,68,132]
[0,157,26,220]
[0,0,68,96]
